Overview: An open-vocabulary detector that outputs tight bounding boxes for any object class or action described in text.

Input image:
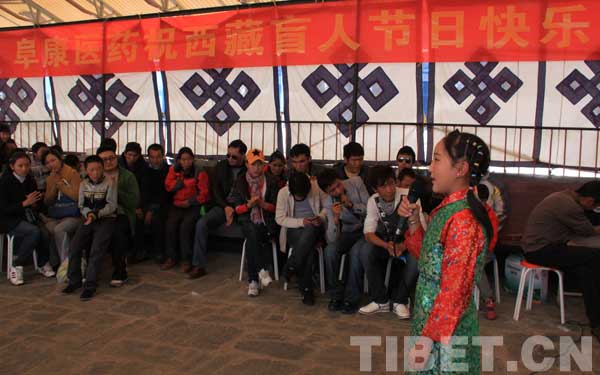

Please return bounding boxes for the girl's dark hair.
[176,147,194,160]
[42,148,63,165]
[9,151,30,165]
[443,130,493,242]
[269,150,285,163]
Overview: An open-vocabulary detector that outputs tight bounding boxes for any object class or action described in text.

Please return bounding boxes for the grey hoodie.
[79,176,118,219]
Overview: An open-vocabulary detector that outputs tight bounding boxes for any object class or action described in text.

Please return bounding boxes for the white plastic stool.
[1,233,39,279]
[283,246,326,294]
[513,260,565,325]
[239,239,279,282]
[474,257,501,310]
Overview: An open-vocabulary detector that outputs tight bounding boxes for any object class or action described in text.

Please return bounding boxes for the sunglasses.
[226,153,239,161]
[397,157,413,163]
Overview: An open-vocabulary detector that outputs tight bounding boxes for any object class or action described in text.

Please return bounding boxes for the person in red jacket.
[161,147,210,275]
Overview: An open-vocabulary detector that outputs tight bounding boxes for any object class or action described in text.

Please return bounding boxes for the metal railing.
[6,120,600,178]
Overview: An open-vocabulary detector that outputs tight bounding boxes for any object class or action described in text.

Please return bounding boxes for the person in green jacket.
[97,144,140,287]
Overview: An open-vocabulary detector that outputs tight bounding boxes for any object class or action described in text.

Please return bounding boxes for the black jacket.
[0,172,38,233]
[211,159,247,209]
[333,162,372,194]
[142,160,171,210]
[228,173,279,234]
[119,155,148,193]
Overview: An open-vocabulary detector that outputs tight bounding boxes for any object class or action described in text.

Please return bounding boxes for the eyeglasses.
[226,154,239,161]
[101,156,117,163]
[397,157,413,163]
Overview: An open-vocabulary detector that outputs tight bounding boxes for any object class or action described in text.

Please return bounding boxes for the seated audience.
[119,142,149,263]
[0,139,18,174]
[162,147,210,278]
[62,155,118,300]
[192,140,247,276]
[276,171,329,305]
[30,142,49,191]
[397,168,417,189]
[43,149,83,266]
[0,151,54,285]
[97,145,140,287]
[288,143,325,177]
[229,148,280,296]
[333,142,370,189]
[359,165,421,320]
[522,181,600,342]
[266,150,287,190]
[0,123,11,145]
[318,168,370,312]
[63,154,82,176]
[141,144,170,263]
[396,145,436,213]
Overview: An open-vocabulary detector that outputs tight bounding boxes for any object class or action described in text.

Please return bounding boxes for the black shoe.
[302,289,315,306]
[328,299,344,312]
[342,301,358,315]
[80,288,96,301]
[62,283,82,294]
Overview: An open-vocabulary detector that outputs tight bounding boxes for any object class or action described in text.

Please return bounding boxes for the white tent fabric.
[432,62,540,166]
[0,76,54,147]
[286,63,419,161]
[164,67,279,156]
[52,72,159,153]
[539,61,600,169]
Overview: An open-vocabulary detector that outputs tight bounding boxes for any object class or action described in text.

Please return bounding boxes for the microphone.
[393,178,425,247]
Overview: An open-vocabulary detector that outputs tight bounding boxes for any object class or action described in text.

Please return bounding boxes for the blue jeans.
[192,206,226,267]
[324,230,364,300]
[9,220,47,267]
[344,238,370,305]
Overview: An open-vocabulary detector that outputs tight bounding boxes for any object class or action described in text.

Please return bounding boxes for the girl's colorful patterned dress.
[404,189,497,375]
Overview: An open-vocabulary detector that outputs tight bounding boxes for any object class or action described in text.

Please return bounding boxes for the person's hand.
[84,214,94,226]
[408,338,433,371]
[144,211,153,226]
[340,193,353,209]
[135,208,144,219]
[385,241,396,257]
[225,206,235,226]
[302,217,313,227]
[398,196,420,227]
[395,242,407,254]
[247,196,260,208]
[332,202,343,218]
[258,198,269,210]
[22,191,42,207]
[311,216,322,227]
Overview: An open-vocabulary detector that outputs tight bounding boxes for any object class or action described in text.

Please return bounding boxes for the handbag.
[48,190,80,219]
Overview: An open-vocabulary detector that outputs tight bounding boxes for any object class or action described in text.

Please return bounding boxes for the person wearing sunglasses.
[96,145,140,288]
[396,145,437,213]
[396,146,416,173]
[191,139,247,277]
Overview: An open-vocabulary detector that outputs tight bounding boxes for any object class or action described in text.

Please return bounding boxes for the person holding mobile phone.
[276,171,329,305]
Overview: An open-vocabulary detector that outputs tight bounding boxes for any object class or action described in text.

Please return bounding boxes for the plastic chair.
[0,233,39,279]
[239,239,279,282]
[513,260,565,325]
[283,246,326,294]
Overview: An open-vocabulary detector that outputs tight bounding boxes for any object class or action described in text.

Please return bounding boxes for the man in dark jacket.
[118,142,149,262]
[288,143,325,178]
[333,142,370,193]
[228,148,279,296]
[141,144,170,263]
[191,139,247,275]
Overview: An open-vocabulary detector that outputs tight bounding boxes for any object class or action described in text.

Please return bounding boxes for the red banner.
[1,0,600,77]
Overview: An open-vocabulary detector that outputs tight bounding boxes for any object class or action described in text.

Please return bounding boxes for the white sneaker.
[258,269,272,288]
[38,263,56,278]
[392,303,411,319]
[359,301,390,315]
[9,266,24,286]
[248,281,260,297]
